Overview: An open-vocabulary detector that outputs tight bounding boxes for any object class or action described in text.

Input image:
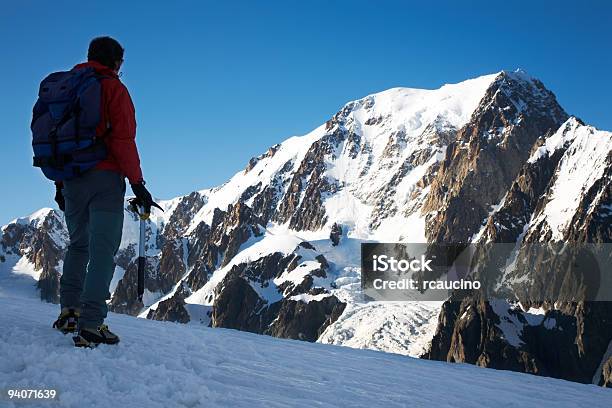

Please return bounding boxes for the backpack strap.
[48,104,79,168]
[73,71,101,146]
[72,72,111,147]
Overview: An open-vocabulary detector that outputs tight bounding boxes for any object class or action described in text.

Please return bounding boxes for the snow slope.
[319,301,441,356]
[527,117,612,240]
[1,291,610,408]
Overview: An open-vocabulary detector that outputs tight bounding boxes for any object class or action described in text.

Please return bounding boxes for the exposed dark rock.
[239,182,262,203]
[423,72,568,244]
[245,157,259,173]
[115,243,136,271]
[0,210,66,303]
[147,283,191,324]
[330,223,342,246]
[211,252,292,331]
[114,197,266,317]
[426,289,612,384]
[265,295,346,341]
[163,191,206,239]
[136,201,263,312]
[370,124,457,230]
[315,254,329,270]
[250,160,293,222]
[211,247,344,342]
[110,237,185,315]
[364,115,384,126]
[425,295,542,374]
[298,241,316,250]
[566,165,612,243]
[210,268,269,333]
[274,130,344,231]
[381,129,407,158]
[216,202,264,267]
[108,256,155,315]
[244,144,281,173]
[157,239,186,293]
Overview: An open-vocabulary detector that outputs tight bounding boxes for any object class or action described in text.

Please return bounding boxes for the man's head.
[87,36,124,73]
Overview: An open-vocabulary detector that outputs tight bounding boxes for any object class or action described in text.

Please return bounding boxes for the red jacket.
[72,61,143,184]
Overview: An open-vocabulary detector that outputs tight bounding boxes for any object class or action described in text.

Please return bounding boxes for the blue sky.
[1,1,611,225]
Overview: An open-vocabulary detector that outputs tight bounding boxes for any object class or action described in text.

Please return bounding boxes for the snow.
[118,211,140,251]
[528,117,582,163]
[470,193,508,243]
[274,261,321,287]
[288,292,331,303]
[319,301,441,357]
[321,189,374,239]
[9,207,54,227]
[353,73,500,134]
[185,231,305,306]
[11,256,42,281]
[490,301,561,348]
[530,118,612,240]
[490,299,526,347]
[2,292,611,408]
[109,266,125,296]
[0,254,39,299]
[371,211,427,243]
[249,279,283,304]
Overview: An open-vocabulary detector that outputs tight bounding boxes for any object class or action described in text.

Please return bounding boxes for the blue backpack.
[31,66,109,181]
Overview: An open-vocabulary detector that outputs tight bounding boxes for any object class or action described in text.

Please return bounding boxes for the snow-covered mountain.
[2,70,611,387]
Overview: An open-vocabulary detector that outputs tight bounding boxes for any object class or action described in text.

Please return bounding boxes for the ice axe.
[128,198,163,303]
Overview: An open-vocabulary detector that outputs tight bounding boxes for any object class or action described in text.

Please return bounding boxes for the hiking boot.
[73,324,120,348]
[52,307,80,334]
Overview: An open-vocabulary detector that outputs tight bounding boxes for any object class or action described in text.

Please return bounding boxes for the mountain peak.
[329,72,502,139]
[7,207,57,229]
[499,68,533,80]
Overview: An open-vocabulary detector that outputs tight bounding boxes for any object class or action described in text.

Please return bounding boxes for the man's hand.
[130,182,162,215]
[54,184,65,212]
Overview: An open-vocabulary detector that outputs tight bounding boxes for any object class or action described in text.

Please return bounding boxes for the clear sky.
[1,1,611,225]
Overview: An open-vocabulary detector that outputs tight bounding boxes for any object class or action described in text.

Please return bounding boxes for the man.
[50,37,158,347]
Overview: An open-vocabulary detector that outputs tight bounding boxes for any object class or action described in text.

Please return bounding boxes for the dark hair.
[87,36,124,69]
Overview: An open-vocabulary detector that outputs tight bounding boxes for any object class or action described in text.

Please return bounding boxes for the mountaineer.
[31,36,160,347]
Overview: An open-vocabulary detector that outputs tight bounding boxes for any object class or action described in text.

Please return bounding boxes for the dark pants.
[59,170,125,329]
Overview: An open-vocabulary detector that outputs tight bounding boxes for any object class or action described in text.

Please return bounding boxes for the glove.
[130,182,162,215]
[54,184,65,212]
